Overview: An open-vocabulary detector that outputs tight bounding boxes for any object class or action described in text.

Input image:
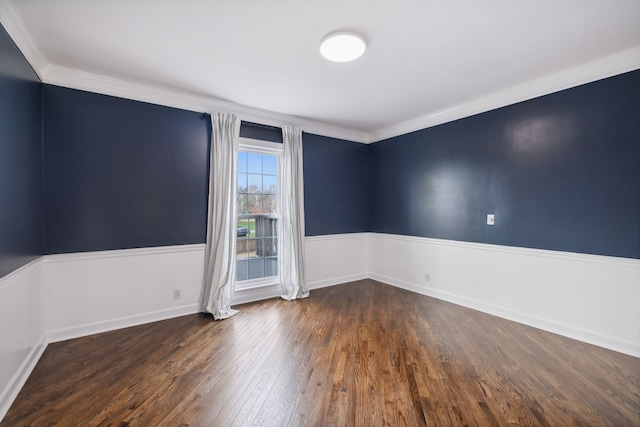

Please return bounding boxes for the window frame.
[235,137,283,290]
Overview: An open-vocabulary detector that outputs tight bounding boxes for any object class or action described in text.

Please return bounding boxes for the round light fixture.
[320,31,366,62]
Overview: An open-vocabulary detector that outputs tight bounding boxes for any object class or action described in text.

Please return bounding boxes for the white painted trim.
[1,235,638,424]
[232,283,282,306]
[308,273,368,290]
[369,47,640,142]
[47,304,199,344]
[369,271,639,357]
[42,49,640,145]
[305,232,370,242]
[368,233,639,267]
[42,64,370,144]
[0,0,47,80]
[0,333,47,421]
[231,234,370,305]
[368,233,640,357]
[44,243,205,263]
[3,0,638,144]
[0,257,43,289]
[231,274,369,307]
[0,258,46,422]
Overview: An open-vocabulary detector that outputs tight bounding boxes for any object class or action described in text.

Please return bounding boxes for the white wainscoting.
[0,258,47,421]
[368,233,640,357]
[232,233,369,305]
[305,233,369,288]
[2,232,639,421]
[44,244,205,343]
[42,233,369,343]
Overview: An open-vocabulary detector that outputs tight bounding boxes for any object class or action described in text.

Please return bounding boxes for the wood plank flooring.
[2,279,639,426]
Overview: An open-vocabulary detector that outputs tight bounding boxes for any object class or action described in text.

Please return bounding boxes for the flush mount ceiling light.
[320,31,366,62]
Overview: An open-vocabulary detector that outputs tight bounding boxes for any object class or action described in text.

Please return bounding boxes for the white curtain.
[199,112,240,319]
[280,125,310,300]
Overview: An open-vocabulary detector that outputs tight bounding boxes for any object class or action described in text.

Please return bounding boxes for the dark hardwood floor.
[3,279,639,426]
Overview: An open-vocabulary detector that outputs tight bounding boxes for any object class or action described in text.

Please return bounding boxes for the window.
[235,138,282,288]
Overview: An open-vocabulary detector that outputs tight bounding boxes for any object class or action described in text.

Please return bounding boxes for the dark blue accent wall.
[43,86,209,254]
[370,70,640,259]
[33,58,639,258]
[41,88,364,253]
[303,133,369,235]
[0,24,44,278]
[240,121,283,143]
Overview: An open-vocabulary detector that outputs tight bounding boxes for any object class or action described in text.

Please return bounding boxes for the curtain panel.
[280,125,310,300]
[199,112,241,319]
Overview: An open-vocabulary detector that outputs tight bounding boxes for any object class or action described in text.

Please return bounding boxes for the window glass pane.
[248,173,262,193]
[247,217,256,237]
[247,153,262,174]
[238,152,247,173]
[236,148,280,285]
[264,237,278,257]
[237,173,247,193]
[248,194,263,214]
[264,257,278,277]
[237,219,249,239]
[254,238,265,257]
[236,240,249,259]
[263,175,277,194]
[263,155,277,175]
[248,258,264,280]
[263,194,277,214]
[237,194,247,215]
[236,258,249,282]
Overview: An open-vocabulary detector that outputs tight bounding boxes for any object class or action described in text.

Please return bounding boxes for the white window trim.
[235,138,283,291]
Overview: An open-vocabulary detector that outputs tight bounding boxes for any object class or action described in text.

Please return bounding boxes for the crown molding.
[42,64,370,143]
[2,0,639,144]
[369,46,640,142]
[42,46,640,145]
[0,0,47,80]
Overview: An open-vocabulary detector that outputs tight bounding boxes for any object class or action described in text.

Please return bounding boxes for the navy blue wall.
[38,67,639,258]
[240,121,283,143]
[42,88,365,253]
[241,122,369,235]
[43,86,209,254]
[303,133,369,235]
[0,24,43,278]
[370,70,640,259]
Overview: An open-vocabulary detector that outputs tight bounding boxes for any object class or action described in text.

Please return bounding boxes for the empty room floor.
[2,279,639,426]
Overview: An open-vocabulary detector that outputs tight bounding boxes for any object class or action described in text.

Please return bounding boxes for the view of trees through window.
[236,151,279,283]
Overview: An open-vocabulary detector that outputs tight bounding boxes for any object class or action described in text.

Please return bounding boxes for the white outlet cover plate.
[487,214,495,225]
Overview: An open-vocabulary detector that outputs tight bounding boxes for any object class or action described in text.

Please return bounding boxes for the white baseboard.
[368,233,640,357]
[0,258,46,421]
[43,244,206,334]
[308,273,369,290]
[2,233,638,423]
[231,234,370,305]
[41,235,369,334]
[232,283,282,306]
[0,333,47,421]
[47,304,199,344]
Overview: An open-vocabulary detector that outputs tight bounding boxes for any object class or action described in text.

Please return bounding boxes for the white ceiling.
[2,0,640,142]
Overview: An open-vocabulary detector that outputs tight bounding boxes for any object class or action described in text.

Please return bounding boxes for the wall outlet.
[487,214,495,225]
[424,273,431,282]
[173,289,181,300]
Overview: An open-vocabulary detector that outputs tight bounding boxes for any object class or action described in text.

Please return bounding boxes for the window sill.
[232,281,282,306]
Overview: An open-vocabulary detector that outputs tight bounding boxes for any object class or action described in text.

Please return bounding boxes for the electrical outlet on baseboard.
[173,289,181,300]
[424,273,431,282]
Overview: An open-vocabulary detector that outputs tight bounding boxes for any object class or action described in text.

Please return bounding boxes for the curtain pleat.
[199,112,241,319]
[280,125,309,300]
